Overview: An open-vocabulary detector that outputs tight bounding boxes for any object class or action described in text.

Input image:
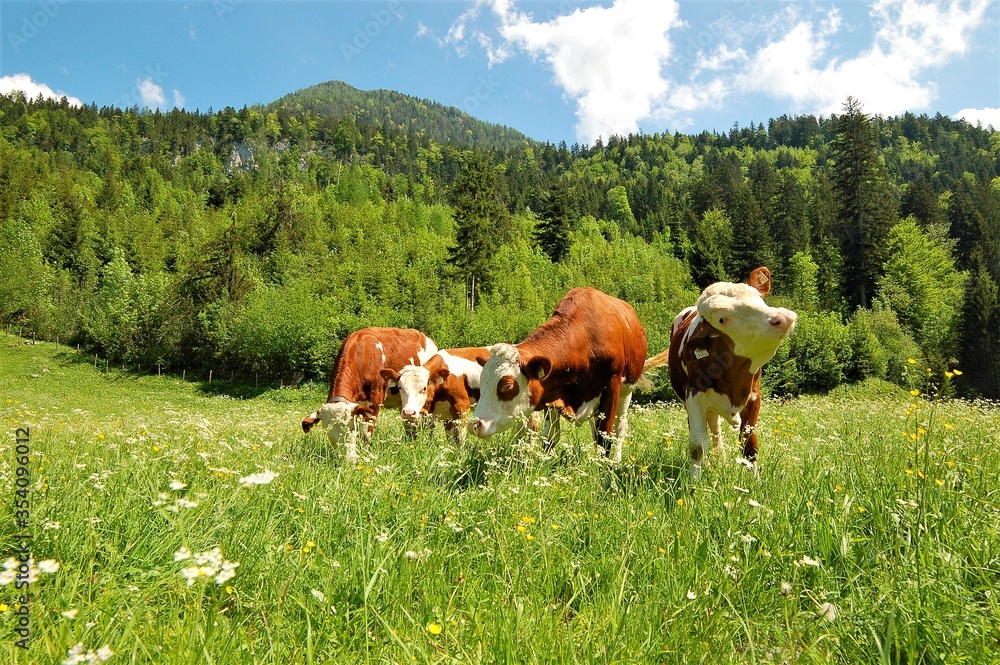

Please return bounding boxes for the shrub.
[763,311,853,395]
[223,284,341,378]
[854,304,923,385]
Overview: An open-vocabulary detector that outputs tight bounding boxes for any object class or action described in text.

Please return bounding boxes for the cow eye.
[497,375,520,401]
[389,386,399,395]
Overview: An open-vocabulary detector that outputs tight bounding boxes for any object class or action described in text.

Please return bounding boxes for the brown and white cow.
[301,327,438,462]
[380,347,491,443]
[647,267,796,480]
[469,287,647,461]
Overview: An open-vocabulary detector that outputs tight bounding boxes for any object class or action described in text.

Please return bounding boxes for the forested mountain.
[269,80,533,152]
[1,88,999,397]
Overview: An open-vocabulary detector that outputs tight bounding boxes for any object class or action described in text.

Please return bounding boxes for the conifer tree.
[830,97,897,309]
[446,152,508,310]
[960,255,1000,397]
[535,178,574,262]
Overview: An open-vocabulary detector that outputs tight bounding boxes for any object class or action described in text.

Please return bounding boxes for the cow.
[646,267,796,480]
[468,287,647,462]
[301,327,438,463]
[379,347,491,443]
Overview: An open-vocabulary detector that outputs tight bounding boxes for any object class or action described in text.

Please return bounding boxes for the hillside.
[268,80,534,152]
[1,89,999,397]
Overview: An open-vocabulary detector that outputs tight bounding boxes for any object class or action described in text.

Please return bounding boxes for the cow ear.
[430,368,450,385]
[524,356,552,381]
[748,267,771,296]
[475,353,490,367]
[379,368,400,387]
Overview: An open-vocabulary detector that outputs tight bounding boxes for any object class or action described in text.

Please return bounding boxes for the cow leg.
[708,412,725,453]
[539,405,562,450]
[739,389,762,463]
[607,385,634,463]
[595,375,623,456]
[445,419,465,446]
[686,400,712,481]
[342,427,360,465]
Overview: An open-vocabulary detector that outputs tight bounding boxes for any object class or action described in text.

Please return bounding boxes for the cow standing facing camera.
[380,347,491,444]
[301,327,438,463]
[468,287,647,462]
[649,267,797,480]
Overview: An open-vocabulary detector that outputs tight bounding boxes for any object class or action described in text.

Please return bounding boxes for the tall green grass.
[1,337,998,663]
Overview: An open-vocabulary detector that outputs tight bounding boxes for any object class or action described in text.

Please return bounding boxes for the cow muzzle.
[468,418,496,439]
[401,408,421,422]
[769,309,797,335]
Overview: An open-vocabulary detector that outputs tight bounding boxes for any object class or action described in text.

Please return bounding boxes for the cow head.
[301,400,375,444]
[469,344,549,438]
[380,365,432,422]
[696,267,797,373]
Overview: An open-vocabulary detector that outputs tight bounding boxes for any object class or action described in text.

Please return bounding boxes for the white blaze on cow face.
[314,401,363,462]
[395,364,431,422]
[469,344,533,438]
[696,283,797,373]
[415,338,438,365]
[438,350,484,390]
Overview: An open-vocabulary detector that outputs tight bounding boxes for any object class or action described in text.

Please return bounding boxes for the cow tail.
[636,348,670,391]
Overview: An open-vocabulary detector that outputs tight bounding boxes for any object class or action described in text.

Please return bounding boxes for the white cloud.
[736,0,993,116]
[955,107,1000,129]
[0,73,82,106]
[692,44,746,77]
[472,0,684,143]
[173,89,186,108]
[436,0,994,139]
[137,77,167,108]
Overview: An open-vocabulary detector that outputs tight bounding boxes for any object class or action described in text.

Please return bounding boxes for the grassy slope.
[1,335,999,664]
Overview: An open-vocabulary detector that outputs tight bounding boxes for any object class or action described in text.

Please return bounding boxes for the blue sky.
[1,0,997,144]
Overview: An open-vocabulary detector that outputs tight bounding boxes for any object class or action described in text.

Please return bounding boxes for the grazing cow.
[469,287,647,461]
[380,347,491,443]
[301,327,438,462]
[647,267,796,479]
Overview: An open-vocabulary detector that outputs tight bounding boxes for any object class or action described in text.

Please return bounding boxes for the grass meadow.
[1,335,999,664]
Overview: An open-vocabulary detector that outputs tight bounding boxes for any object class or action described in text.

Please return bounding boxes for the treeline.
[1,89,998,397]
